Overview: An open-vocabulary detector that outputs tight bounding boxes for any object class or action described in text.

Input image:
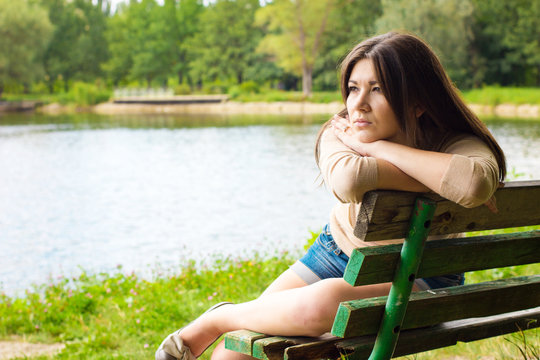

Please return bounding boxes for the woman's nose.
[352,92,370,112]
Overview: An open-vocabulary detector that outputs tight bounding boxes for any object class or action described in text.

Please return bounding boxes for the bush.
[201,80,229,95]
[174,84,191,95]
[31,82,49,94]
[71,82,111,106]
[239,81,260,94]
[227,85,241,99]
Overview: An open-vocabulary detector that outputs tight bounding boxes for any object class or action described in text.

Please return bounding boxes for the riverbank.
[33,100,540,119]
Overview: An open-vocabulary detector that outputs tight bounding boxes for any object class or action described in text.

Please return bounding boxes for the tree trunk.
[302,66,313,97]
[178,71,183,85]
[237,71,243,85]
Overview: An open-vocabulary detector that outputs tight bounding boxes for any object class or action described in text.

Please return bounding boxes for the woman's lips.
[353,119,371,127]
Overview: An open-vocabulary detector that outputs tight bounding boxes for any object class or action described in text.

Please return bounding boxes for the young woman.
[156,31,506,360]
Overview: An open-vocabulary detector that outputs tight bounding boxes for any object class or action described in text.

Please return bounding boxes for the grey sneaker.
[155,302,233,360]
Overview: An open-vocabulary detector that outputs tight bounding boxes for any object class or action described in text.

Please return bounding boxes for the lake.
[1,113,539,296]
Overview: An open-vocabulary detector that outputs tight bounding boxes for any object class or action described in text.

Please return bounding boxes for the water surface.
[1,113,538,296]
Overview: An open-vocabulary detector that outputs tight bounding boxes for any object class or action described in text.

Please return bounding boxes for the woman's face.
[346,59,406,144]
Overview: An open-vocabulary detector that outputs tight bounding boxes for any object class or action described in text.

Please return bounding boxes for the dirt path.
[0,341,64,359]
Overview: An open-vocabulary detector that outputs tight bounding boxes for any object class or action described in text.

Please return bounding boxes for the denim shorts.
[291,224,464,290]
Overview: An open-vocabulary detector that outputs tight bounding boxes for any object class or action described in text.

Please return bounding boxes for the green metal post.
[367,197,437,360]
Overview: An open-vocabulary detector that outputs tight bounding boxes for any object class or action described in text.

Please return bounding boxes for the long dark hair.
[315,31,506,181]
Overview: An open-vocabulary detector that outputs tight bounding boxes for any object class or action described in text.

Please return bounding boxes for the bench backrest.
[223,181,540,360]
[354,180,540,241]
[332,180,540,339]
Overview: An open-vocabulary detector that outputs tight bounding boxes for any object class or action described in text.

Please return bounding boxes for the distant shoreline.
[1,100,538,119]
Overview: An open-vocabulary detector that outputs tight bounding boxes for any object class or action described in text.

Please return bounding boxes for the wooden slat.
[354,181,540,241]
[283,337,343,360]
[337,307,540,359]
[228,308,540,360]
[253,336,300,360]
[344,231,540,286]
[332,275,540,337]
[224,330,268,356]
[252,334,336,360]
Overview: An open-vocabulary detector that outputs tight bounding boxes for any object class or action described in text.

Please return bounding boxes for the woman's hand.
[483,182,504,213]
[330,114,375,156]
[330,113,452,195]
[328,114,431,193]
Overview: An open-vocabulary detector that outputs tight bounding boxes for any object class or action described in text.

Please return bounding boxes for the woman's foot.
[156,302,232,360]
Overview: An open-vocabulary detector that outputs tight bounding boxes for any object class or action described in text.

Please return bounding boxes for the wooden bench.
[224,180,540,359]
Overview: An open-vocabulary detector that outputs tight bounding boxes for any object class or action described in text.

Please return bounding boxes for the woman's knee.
[290,279,347,336]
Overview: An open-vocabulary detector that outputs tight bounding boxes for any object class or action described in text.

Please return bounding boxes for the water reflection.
[0,112,331,130]
[483,118,540,180]
[0,113,538,296]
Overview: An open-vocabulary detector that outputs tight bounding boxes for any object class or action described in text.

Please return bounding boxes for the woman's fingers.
[331,115,351,134]
[483,195,498,213]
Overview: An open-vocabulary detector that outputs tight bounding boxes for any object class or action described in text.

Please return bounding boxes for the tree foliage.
[470,0,540,86]
[40,0,109,91]
[1,0,538,95]
[188,0,261,86]
[256,0,337,96]
[0,0,53,96]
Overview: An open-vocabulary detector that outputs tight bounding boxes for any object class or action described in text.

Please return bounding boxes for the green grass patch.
[0,252,296,359]
[461,86,540,106]
[1,227,538,359]
[229,90,342,103]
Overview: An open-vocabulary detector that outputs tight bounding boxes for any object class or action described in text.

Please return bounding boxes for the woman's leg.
[183,277,393,358]
[211,268,310,360]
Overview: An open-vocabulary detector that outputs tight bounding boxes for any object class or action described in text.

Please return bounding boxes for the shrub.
[71,82,111,106]
[174,84,191,95]
[239,81,260,94]
[227,85,241,99]
[201,80,229,95]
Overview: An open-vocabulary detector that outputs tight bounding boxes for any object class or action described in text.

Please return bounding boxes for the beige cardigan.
[318,129,500,256]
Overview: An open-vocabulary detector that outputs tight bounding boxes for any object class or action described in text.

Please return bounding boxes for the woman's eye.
[348,86,358,92]
[372,86,382,92]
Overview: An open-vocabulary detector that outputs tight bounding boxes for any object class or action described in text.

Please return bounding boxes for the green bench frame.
[224,180,540,359]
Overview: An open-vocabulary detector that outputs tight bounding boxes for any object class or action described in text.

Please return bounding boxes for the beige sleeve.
[318,129,378,203]
[440,136,500,208]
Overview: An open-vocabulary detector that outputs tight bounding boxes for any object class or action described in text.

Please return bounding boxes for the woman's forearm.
[374,157,432,192]
[369,141,452,194]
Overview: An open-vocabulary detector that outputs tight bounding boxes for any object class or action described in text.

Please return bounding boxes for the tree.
[104,0,203,87]
[470,0,540,86]
[188,0,262,86]
[102,3,133,85]
[376,0,474,88]
[41,0,110,92]
[255,0,337,96]
[175,0,204,85]
[124,0,166,86]
[0,0,53,97]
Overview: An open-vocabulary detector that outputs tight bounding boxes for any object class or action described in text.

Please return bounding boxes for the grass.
[1,228,538,359]
[230,90,342,103]
[461,86,540,106]
[0,252,295,359]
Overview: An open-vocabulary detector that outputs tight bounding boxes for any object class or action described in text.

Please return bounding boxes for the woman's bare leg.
[182,277,394,358]
[211,268,310,360]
